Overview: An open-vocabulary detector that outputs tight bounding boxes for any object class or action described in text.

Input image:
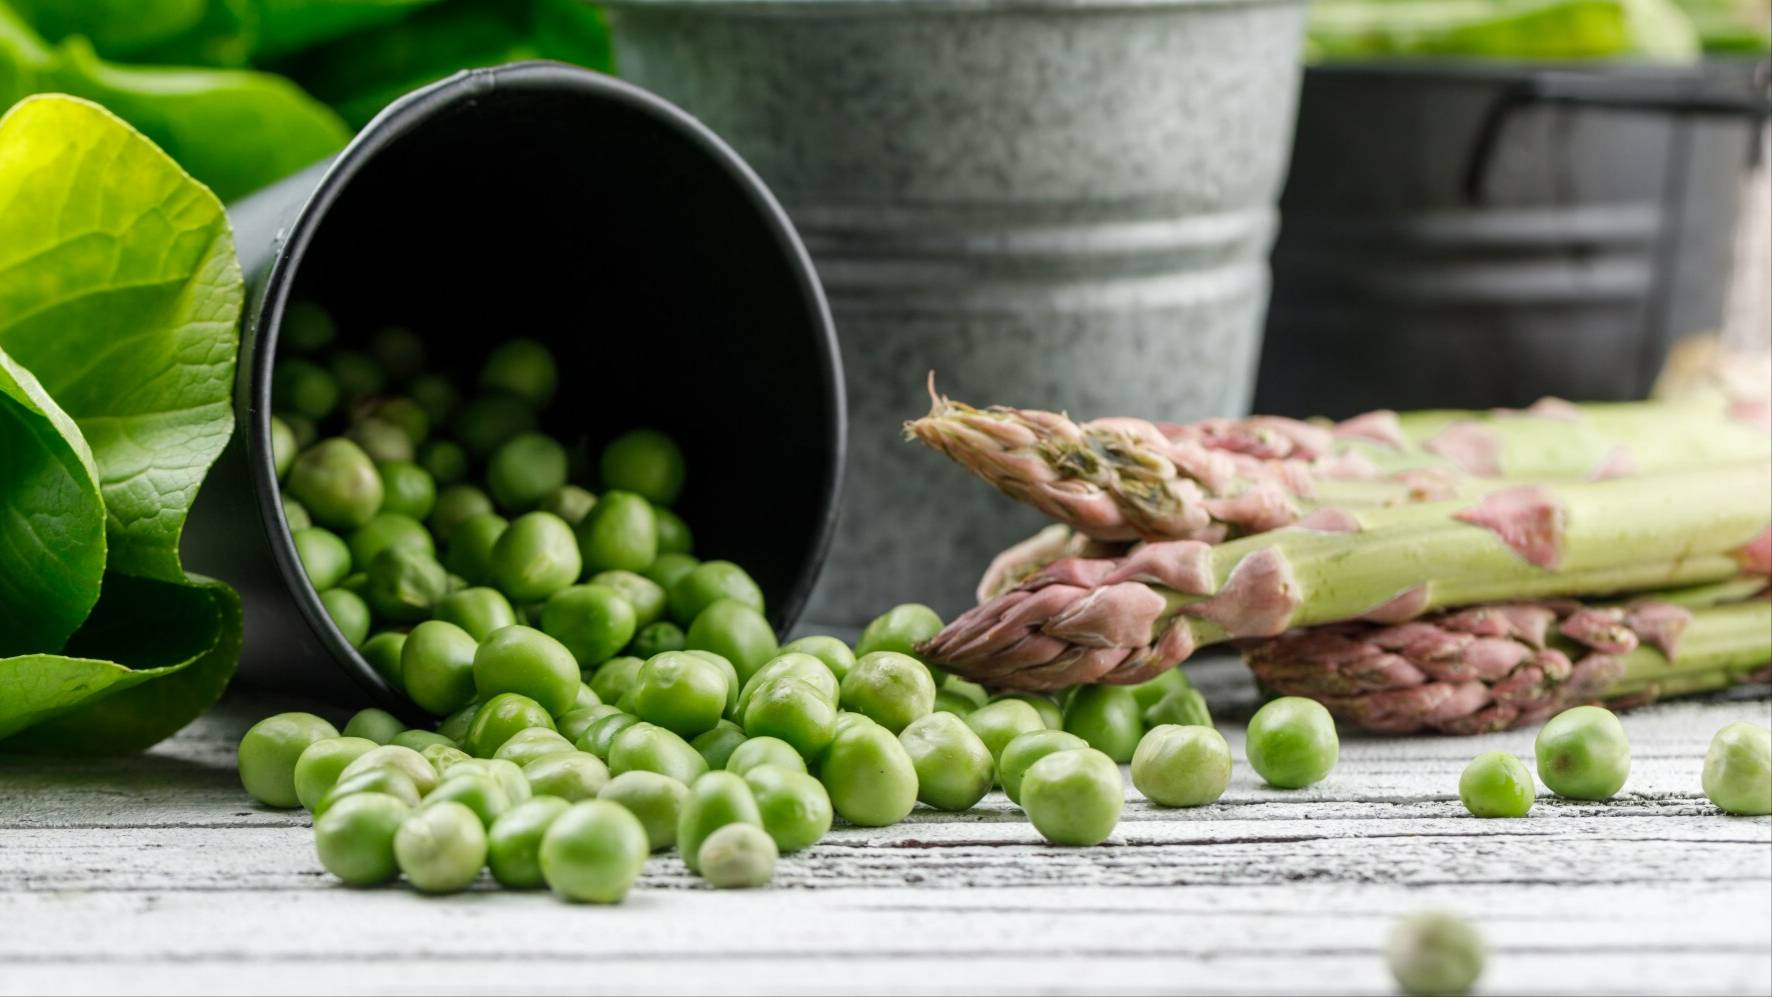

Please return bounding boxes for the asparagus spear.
[907,390,1770,543]
[919,462,1772,690]
[1246,594,1771,735]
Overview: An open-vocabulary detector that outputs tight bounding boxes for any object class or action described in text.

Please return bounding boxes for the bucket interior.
[258,68,843,689]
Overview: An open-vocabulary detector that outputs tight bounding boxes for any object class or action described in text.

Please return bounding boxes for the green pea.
[539,799,649,903]
[418,439,469,486]
[854,603,944,661]
[1128,669,1191,712]
[238,712,341,808]
[481,338,557,406]
[347,512,433,570]
[684,650,741,718]
[432,587,516,643]
[685,599,779,684]
[1458,751,1536,818]
[408,373,460,426]
[838,651,935,734]
[1021,748,1123,846]
[421,743,472,775]
[698,822,777,889]
[270,415,298,480]
[436,701,482,744]
[593,429,683,506]
[431,484,496,544]
[493,727,576,767]
[1534,705,1629,801]
[588,570,665,627]
[608,721,708,785]
[574,681,602,709]
[653,506,693,555]
[338,744,440,796]
[375,461,436,521]
[368,325,427,381]
[293,527,352,590]
[320,588,371,646]
[452,395,538,459]
[626,651,732,740]
[330,350,387,403]
[742,764,831,852]
[487,795,572,889]
[487,433,568,513]
[280,300,334,351]
[630,621,687,658]
[293,735,380,811]
[691,720,748,770]
[444,512,508,586]
[1703,721,1771,816]
[540,484,598,525]
[390,729,454,752]
[998,730,1089,804]
[425,772,514,826]
[364,546,448,623]
[737,654,839,719]
[1246,696,1340,790]
[668,560,764,624]
[464,692,556,759]
[346,416,413,464]
[1388,911,1486,997]
[942,677,989,710]
[1132,724,1232,808]
[964,700,1046,776]
[725,736,807,777]
[991,692,1062,731]
[743,677,838,761]
[932,689,976,717]
[283,413,318,448]
[575,490,658,574]
[446,758,532,805]
[470,625,579,717]
[598,770,689,850]
[588,656,645,706]
[1143,687,1213,730]
[366,396,430,445]
[900,712,994,811]
[820,718,918,827]
[273,358,340,420]
[395,800,487,893]
[492,512,582,603]
[643,552,700,592]
[283,495,312,531]
[542,584,637,666]
[315,768,421,820]
[678,771,762,874]
[313,791,410,886]
[557,705,621,744]
[524,752,611,801]
[779,635,855,682]
[360,632,406,688]
[1062,686,1144,763]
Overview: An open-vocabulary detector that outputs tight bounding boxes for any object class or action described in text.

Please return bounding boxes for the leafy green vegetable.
[1,3,349,201]
[1306,0,1703,62]
[5,0,255,67]
[256,0,444,61]
[0,94,244,753]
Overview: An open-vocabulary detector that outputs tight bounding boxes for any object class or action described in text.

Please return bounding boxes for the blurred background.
[4,0,1767,625]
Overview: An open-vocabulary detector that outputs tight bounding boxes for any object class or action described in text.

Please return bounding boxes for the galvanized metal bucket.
[605,0,1309,624]
[1259,60,1771,417]
[187,63,845,709]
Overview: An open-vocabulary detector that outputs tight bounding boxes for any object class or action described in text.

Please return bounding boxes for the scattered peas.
[395,800,488,893]
[998,730,1089,804]
[900,711,994,811]
[697,822,777,889]
[1131,724,1232,808]
[598,770,690,851]
[1062,686,1143,763]
[1246,696,1339,789]
[539,800,649,903]
[1702,722,1771,815]
[1388,911,1485,996]
[1020,747,1123,846]
[1535,705,1629,801]
[820,718,918,827]
[1458,752,1536,818]
[855,603,944,660]
[239,712,340,808]
[314,791,410,886]
[487,796,572,889]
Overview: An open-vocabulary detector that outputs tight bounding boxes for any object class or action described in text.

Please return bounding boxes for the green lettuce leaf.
[255,0,443,61]
[0,94,244,753]
[4,0,257,67]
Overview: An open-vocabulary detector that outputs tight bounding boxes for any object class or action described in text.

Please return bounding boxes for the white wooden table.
[3,659,1768,996]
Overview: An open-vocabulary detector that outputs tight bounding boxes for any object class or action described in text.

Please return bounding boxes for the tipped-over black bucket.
[185,62,845,711]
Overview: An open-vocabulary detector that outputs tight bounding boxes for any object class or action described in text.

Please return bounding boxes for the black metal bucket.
[1257,59,1770,417]
[184,62,845,711]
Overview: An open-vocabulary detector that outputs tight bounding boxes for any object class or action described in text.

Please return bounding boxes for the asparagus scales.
[919,461,1772,690]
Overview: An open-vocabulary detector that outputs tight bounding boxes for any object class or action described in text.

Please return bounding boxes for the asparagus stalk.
[1245,596,1771,735]
[907,390,1770,543]
[919,462,1772,690]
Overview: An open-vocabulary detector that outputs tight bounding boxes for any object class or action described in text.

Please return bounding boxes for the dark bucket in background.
[184,62,845,712]
[1257,60,1770,417]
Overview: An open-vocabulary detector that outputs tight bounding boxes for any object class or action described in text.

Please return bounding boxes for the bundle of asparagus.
[911,390,1772,730]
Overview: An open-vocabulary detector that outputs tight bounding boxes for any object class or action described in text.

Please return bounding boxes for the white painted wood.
[1,664,1767,996]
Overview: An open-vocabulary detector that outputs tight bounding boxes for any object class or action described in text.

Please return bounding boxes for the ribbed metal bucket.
[185,63,845,709]
[605,0,1308,624]
[1258,60,1770,417]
